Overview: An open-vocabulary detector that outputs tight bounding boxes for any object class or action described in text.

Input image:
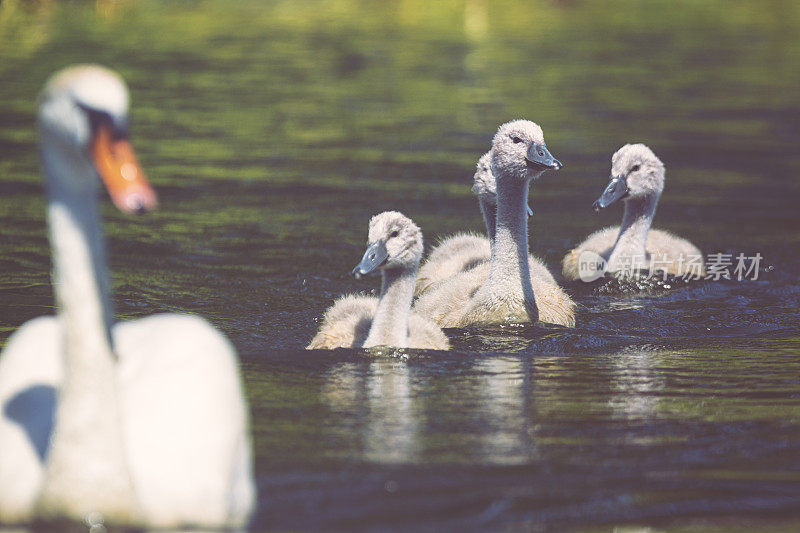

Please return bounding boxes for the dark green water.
[1,1,800,531]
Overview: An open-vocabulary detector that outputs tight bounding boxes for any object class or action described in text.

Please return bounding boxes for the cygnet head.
[38,64,157,214]
[490,119,562,183]
[471,151,534,217]
[593,143,665,211]
[352,211,423,278]
[471,151,495,198]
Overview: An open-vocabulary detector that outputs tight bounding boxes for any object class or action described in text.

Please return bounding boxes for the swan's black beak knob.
[125,193,155,215]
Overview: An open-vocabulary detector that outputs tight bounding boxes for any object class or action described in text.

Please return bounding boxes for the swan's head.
[352,211,423,277]
[471,151,496,198]
[472,150,534,216]
[38,64,157,214]
[490,119,562,183]
[593,143,664,211]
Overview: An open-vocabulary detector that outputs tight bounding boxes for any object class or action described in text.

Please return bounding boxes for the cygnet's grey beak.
[351,241,388,279]
[525,143,563,171]
[593,175,629,211]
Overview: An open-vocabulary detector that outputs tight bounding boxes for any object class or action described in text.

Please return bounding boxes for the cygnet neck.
[363,263,418,348]
[485,175,537,319]
[478,194,497,245]
[607,193,659,272]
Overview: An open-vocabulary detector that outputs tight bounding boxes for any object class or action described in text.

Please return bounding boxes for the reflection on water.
[322,359,420,463]
[1,0,800,531]
[608,346,665,422]
[363,360,419,463]
[473,357,533,464]
[254,343,800,531]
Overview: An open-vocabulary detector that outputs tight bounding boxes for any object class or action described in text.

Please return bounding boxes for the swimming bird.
[413,120,575,328]
[471,151,535,245]
[413,152,494,296]
[0,65,255,529]
[414,152,542,296]
[562,143,704,281]
[307,211,450,350]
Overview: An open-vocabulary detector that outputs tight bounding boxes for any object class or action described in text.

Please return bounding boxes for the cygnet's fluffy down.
[308,211,450,350]
[414,233,490,296]
[414,152,497,296]
[413,260,575,328]
[413,121,575,328]
[415,152,557,297]
[562,144,704,281]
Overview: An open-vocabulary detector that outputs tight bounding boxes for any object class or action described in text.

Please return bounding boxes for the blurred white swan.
[0,65,255,529]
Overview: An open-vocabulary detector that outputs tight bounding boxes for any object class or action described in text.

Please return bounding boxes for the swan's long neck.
[363,265,417,349]
[485,176,537,319]
[607,194,658,273]
[478,195,497,246]
[43,143,113,347]
[36,133,140,522]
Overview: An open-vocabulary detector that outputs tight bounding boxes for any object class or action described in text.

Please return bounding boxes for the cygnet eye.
[511,136,523,144]
[631,164,641,172]
[389,230,399,238]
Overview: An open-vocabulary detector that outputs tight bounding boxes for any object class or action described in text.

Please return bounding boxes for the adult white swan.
[0,65,255,529]
[562,143,704,281]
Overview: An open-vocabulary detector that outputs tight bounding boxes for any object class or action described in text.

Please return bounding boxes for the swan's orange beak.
[91,122,158,214]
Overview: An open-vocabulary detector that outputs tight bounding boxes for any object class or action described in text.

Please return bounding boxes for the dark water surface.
[1,1,800,531]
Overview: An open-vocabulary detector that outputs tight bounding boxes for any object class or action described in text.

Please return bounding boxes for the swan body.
[415,152,557,296]
[562,144,704,281]
[413,120,575,328]
[0,315,253,527]
[414,152,494,296]
[0,65,254,529]
[413,259,574,327]
[308,211,450,350]
[414,232,490,296]
[562,226,704,280]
